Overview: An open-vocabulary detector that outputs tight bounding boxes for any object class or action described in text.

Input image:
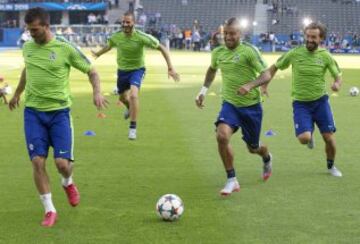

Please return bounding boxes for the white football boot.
[328,166,342,177]
[220,178,240,196]
[128,128,137,140]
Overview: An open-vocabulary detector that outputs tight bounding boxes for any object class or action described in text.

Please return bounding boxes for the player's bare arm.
[91,45,112,59]
[9,68,26,111]
[237,65,278,96]
[157,44,180,82]
[331,75,342,92]
[195,66,217,109]
[87,68,109,110]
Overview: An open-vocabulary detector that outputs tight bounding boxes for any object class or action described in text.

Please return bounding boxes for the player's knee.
[216,132,229,145]
[32,157,46,172]
[55,159,70,173]
[129,92,138,101]
[322,134,334,144]
[297,134,311,144]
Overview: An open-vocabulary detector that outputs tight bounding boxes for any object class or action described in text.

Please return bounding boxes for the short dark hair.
[123,11,135,20]
[224,17,240,27]
[25,7,50,26]
[304,22,327,39]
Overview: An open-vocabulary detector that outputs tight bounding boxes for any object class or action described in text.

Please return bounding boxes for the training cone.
[265,129,276,137]
[84,130,96,136]
[97,112,106,118]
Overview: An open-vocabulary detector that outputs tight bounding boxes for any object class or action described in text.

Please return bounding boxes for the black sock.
[263,154,271,164]
[129,121,137,129]
[327,159,334,169]
[226,168,236,179]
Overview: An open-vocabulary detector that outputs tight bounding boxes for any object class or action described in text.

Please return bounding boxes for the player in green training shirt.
[8,8,108,227]
[238,22,342,177]
[195,17,273,196]
[92,11,180,140]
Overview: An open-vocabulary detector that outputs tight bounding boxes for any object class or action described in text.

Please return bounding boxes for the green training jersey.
[275,46,341,101]
[107,29,160,71]
[210,42,267,107]
[23,36,91,111]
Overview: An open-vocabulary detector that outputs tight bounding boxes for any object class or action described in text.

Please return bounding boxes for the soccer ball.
[156,194,184,221]
[349,86,359,96]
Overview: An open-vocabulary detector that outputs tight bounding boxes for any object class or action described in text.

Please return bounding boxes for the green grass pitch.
[0,49,360,243]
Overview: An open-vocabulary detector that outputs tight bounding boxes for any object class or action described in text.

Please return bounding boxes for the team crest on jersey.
[315,58,324,65]
[233,54,240,62]
[49,51,57,61]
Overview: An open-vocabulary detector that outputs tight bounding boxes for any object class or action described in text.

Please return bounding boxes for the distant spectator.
[17,30,31,48]
[87,13,97,25]
[192,30,201,51]
[103,12,109,24]
[210,25,224,50]
[176,28,184,49]
[184,28,192,49]
[155,12,161,24]
[138,12,147,26]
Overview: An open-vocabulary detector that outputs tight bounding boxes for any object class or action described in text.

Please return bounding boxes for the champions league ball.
[349,87,359,96]
[156,194,184,221]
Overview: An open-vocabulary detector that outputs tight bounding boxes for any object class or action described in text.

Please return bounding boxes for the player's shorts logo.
[29,144,34,151]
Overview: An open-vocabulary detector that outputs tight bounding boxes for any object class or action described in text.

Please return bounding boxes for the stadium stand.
[267,0,360,34]
[140,0,256,33]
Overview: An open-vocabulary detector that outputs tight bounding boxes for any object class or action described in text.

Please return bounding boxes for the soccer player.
[91,11,180,140]
[238,22,342,177]
[8,7,108,227]
[195,17,273,196]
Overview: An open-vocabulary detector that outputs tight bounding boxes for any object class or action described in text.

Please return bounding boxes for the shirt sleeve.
[247,46,267,73]
[141,33,160,49]
[210,49,219,70]
[275,49,293,70]
[107,35,116,48]
[67,44,92,74]
[326,53,342,78]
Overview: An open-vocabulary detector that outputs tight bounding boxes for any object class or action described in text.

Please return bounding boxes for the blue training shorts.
[292,95,336,136]
[215,101,263,149]
[24,107,74,161]
[117,68,146,94]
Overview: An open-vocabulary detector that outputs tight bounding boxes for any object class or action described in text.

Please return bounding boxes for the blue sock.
[226,168,236,179]
[130,121,137,129]
[327,159,334,169]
